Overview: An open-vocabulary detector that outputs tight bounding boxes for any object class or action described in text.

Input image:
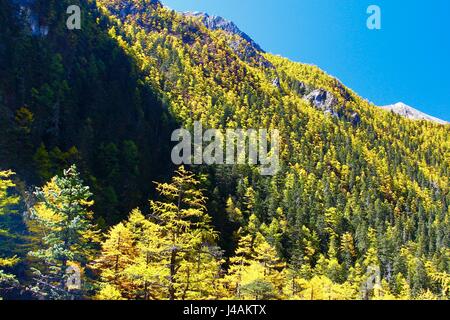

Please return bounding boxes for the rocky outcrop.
[303,88,361,126]
[304,89,338,112]
[272,77,281,88]
[185,12,263,52]
[184,12,274,69]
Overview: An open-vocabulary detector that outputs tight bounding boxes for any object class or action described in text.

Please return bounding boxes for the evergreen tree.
[28,165,99,299]
[98,166,224,300]
[93,219,136,300]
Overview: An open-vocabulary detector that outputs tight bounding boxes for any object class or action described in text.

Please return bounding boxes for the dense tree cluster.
[0,0,448,300]
[0,0,176,225]
[1,166,448,300]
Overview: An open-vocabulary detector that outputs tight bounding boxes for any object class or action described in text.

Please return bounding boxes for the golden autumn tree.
[93,212,139,300]
[0,170,20,297]
[147,166,223,300]
[225,232,253,299]
[226,222,287,300]
[98,166,224,300]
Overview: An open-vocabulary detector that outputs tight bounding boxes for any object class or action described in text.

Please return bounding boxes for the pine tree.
[93,219,137,299]
[226,229,286,299]
[226,232,254,298]
[33,144,52,182]
[122,210,167,300]
[361,228,382,300]
[150,166,223,300]
[253,233,287,296]
[117,166,223,300]
[28,165,100,299]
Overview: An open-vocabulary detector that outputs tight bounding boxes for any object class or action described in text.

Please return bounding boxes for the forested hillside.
[0,0,175,226]
[0,0,449,300]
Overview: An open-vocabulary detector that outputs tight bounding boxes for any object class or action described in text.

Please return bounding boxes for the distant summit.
[183,12,264,52]
[380,102,448,125]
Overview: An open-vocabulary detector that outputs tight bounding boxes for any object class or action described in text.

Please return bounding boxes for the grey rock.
[350,112,361,126]
[184,12,274,69]
[303,88,361,125]
[272,77,281,88]
[304,89,338,111]
[185,12,263,52]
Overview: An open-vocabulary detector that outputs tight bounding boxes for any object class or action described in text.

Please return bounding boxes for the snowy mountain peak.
[380,102,448,125]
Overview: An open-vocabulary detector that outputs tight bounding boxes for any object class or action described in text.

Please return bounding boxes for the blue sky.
[162,0,450,122]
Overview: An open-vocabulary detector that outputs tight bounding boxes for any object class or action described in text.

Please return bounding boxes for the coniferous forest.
[0,0,449,301]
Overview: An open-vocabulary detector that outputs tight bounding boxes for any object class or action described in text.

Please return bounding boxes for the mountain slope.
[381,102,448,125]
[183,12,264,52]
[0,0,175,224]
[95,0,449,297]
[0,0,448,299]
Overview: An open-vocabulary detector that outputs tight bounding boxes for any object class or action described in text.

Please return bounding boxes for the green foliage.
[0,0,448,300]
[28,165,100,299]
[93,0,449,299]
[0,0,175,225]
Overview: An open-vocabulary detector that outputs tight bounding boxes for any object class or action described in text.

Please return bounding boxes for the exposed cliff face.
[301,88,360,125]
[183,12,273,69]
[184,12,264,52]
[305,89,338,111]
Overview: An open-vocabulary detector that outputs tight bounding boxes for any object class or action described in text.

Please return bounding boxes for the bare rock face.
[272,77,281,88]
[302,88,361,126]
[183,12,274,69]
[184,12,263,52]
[304,89,338,111]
